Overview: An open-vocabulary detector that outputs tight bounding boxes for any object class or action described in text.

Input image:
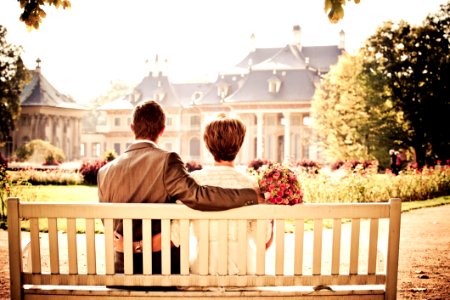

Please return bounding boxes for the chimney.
[292,25,301,48]
[339,29,346,50]
[250,33,256,52]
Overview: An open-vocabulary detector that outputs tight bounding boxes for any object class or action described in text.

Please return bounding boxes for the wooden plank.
[85,218,96,275]
[217,220,228,275]
[179,219,190,275]
[237,220,247,275]
[198,220,209,275]
[103,218,114,275]
[123,219,133,275]
[312,219,323,275]
[256,220,266,275]
[66,218,78,275]
[161,219,171,275]
[275,219,285,275]
[7,198,23,300]
[294,219,304,275]
[48,218,60,274]
[19,202,391,220]
[30,218,41,274]
[385,198,402,300]
[22,273,388,287]
[142,219,152,274]
[349,218,361,275]
[368,218,379,275]
[331,218,342,275]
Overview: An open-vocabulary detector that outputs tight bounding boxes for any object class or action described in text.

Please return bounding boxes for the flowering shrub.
[185,160,202,172]
[331,159,378,172]
[257,164,303,205]
[294,159,321,174]
[8,168,83,185]
[80,160,108,185]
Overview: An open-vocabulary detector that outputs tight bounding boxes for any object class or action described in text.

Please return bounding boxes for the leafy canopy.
[16,0,358,29]
[0,25,30,145]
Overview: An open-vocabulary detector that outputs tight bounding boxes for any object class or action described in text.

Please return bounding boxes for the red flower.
[258,164,303,205]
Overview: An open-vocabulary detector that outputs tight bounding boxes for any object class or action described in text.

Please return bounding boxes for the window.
[190,116,200,129]
[127,118,131,125]
[267,75,282,93]
[114,117,121,127]
[80,143,86,157]
[166,117,173,127]
[189,138,200,158]
[92,143,101,157]
[114,143,121,155]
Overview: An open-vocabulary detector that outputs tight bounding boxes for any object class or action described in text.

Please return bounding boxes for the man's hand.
[255,188,265,204]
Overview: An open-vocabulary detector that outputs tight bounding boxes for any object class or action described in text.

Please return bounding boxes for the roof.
[235,48,281,69]
[132,72,181,108]
[21,69,86,110]
[172,82,212,106]
[225,69,317,103]
[302,45,343,72]
[198,74,246,105]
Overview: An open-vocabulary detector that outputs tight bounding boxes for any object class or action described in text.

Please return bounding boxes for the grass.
[10,185,450,233]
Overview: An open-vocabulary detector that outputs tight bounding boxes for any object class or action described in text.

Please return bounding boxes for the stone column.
[256,112,264,159]
[283,112,291,163]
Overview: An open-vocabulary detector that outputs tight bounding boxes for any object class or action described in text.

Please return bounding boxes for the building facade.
[83,26,345,165]
[1,59,86,161]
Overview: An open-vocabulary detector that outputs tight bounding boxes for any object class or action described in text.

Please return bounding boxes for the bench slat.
[18,202,392,220]
[30,218,42,274]
[48,218,60,274]
[256,220,266,275]
[312,219,322,275]
[161,219,171,275]
[331,218,342,275]
[180,219,190,275]
[275,219,285,275]
[103,219,114,275]
[368,218,379,275]
[85,218,97,275]
[142,219,152,274]
[350,218,361,275]
[237,220,247,275]
[198,220,209,275]
[218,220,228,275]
[67,218,78,275]
[22,273,388,287]
[294,219,304,275]
[123,218,133,275]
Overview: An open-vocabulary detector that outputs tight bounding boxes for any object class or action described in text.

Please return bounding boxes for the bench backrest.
[8,197,401,299]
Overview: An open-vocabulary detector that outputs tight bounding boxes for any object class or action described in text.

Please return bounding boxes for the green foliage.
[361,2,450,167]
[15,139,65,163]
[0,26,30,146]
[103,150,117,162]
[324,0,362,23]
[18,0,71,29]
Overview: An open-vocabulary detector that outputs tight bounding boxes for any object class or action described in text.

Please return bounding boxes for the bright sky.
[0,0,447,103]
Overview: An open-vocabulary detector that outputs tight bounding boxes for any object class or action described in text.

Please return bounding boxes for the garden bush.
[8,168,83,185]
[15,139,65,164]
[80,160,108,185]
[247,158,272,171]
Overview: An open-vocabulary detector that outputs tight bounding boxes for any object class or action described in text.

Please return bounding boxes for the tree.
[324,0,361,24]
[312,52,408,167]
[361,2,450,167]
[18,0,71,29]
[0,25,30,146]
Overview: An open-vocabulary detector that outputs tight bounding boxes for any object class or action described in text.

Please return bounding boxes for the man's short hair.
[131,100,166,141]
[203,113,246,162]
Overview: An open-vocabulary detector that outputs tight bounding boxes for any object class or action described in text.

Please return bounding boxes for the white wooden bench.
[8,197,401,299]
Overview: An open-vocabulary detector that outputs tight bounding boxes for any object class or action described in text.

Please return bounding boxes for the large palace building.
[83,26,345,165]
[2,26,344,165]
